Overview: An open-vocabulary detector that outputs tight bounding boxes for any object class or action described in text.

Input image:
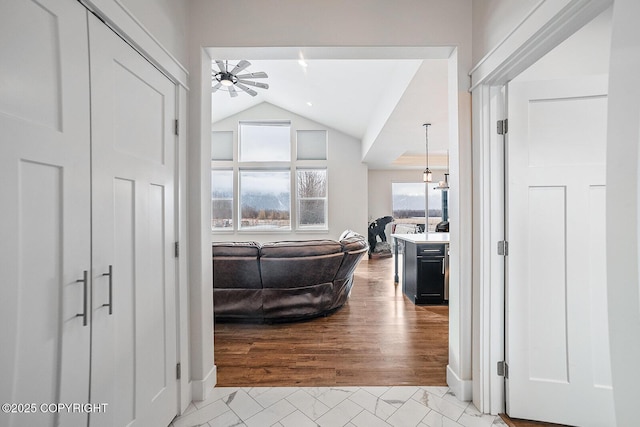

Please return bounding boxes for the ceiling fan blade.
[237,79,269,90]
[230,60,251,75]
[235,82,258,97]
[228,85,238,97]
[215,60,227,73]
[236,71,268,79]
[212,82,222,92]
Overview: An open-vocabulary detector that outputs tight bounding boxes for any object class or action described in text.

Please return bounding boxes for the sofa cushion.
[260,240,341,258]
[213,241,262,289]
[340,234,368,252]
[212,241,261,257]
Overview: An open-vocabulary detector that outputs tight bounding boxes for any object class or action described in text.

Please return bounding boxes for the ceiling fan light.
[220,78,234,87]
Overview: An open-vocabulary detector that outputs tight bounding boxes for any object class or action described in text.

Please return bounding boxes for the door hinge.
[176,363,181,380]
[497,119,508,135]
[497,240,509,256]
[174,119,179,136]
[174,241,179,258]
[497,361,509,378]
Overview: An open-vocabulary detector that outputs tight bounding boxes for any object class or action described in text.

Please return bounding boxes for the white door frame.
[469,0,612,414]
[605,0,640,424]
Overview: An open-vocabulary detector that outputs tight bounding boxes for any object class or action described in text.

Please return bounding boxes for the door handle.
[76,270,88,326]
[102,265,113,315]
[442,259,445,275]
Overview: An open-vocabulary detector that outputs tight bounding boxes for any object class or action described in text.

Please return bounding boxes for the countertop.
[391,233,450,243]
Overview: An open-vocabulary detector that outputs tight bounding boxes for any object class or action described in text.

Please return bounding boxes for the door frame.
[469,0,612,415]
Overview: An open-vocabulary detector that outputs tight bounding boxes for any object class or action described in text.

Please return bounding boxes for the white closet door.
[0,1,91,427]
[506,76,614,426]
[86,14,178,427]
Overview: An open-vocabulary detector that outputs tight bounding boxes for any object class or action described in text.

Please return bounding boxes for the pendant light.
[423,123,432,182]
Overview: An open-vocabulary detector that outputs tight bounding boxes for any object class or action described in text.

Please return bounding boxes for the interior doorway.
[207,46,463,388]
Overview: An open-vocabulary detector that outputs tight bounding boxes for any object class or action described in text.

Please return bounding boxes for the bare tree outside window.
[297,169,327,229]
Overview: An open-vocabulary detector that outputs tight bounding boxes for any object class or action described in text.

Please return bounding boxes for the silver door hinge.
[174,119,179,136]
[176,363,181,380]
[497,119,508,135]
[497,240,509,256]
[497,361,509,378]
[174,242,179,258]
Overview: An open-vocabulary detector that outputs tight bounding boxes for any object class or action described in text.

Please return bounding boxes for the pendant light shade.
[423,168,432,183]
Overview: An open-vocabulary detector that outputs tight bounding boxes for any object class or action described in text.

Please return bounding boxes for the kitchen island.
[392,233,450,305]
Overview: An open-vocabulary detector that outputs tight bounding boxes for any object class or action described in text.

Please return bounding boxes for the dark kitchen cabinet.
[402,241,448,305]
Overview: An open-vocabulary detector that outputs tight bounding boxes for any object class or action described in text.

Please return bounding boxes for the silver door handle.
[102,265,113,315]
[76,270,88,326]
[442,260,445,275]
[421,249,441,253]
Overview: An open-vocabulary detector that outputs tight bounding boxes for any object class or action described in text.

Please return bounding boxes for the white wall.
[515,6,612,82]
[471,0,539,65]
[119,0,188,66]
[211,102,368,242]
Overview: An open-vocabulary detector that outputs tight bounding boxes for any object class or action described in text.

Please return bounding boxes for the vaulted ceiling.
[207,47,453,170]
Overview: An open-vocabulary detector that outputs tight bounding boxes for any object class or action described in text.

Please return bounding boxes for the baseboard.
[447,365,473,401]
[190,365,217,401]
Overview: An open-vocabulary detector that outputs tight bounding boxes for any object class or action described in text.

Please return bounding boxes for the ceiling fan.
[212,60,269,97]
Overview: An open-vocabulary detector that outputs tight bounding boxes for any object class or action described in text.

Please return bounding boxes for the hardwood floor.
[499,414,570,427]
[213,255,449,387]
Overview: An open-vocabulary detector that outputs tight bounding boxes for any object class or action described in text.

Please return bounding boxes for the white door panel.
[507,76,614,426]
[87,14,177,427]
[0,1,91,426]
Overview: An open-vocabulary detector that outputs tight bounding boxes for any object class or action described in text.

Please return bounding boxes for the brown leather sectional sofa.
[212,233,368,322]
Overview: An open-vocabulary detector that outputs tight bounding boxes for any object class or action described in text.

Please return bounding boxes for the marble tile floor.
[170,386,508,427]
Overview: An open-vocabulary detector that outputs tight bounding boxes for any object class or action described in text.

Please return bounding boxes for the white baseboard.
[447,365,473,402]
[191,365,217,401]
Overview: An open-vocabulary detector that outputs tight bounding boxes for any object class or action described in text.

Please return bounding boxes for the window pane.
[297,169,327,229]
[297,130,327,160]
[297,169,326,198]
[212,131,233,161]
[239,121,290,162]
[240,170,290,230]
[299,200,326,226]
[392,182,444,231]
[211,170,233,230]
[392,183,425,219]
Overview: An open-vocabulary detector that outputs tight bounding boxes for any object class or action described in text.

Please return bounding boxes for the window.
[211,121,329,232]
[297,130,327,160]
[239,121,290,162]
[392,182,443,231]
[239,170,291,230]
[297,168,327,229]
[211,170,233,230]
[211,131,233,161]
[392,182,425,220]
